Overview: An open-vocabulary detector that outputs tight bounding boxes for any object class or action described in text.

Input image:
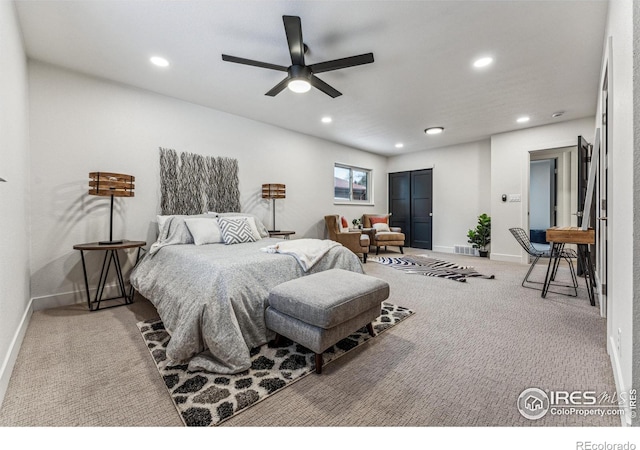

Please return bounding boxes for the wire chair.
[509,227,578,296]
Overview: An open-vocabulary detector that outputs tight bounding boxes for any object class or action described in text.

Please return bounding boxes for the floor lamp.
[89,172,135,245]
[262,183,285,232]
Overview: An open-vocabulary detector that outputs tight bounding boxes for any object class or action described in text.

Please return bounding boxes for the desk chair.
[509,227,578,296]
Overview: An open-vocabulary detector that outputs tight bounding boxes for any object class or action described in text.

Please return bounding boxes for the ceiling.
[14,0,608,156]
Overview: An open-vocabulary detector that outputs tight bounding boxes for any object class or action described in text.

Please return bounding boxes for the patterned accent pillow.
[369,216,388,225]
[218,217,258,245]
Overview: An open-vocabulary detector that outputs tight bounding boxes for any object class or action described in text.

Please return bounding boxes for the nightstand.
[268,230,295,240]
[73,240,146,311]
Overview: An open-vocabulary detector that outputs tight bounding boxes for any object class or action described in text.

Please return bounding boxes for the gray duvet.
[130,238,363,373]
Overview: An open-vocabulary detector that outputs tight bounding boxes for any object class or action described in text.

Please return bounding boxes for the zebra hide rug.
[369,255,495,282]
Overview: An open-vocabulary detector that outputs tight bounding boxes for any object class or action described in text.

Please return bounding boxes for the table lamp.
[89,172,135,245]
[261,183,285,232]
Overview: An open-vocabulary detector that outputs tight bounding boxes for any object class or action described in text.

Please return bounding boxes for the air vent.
[454,245,479,257]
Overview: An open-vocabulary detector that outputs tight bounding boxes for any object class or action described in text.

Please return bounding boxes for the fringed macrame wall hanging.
[159,147,240,215]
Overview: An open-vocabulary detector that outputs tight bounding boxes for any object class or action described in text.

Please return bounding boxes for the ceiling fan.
[221,15,374,98]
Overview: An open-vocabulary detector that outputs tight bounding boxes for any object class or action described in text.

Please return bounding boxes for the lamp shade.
[88,172,135,245]
[89,172,135,197]
[261,183,285,199]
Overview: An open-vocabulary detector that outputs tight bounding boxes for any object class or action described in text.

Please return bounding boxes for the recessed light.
[150,56,170,67]
[551,111,565,118]
[473,57,493,68]
[424,127,444,135]
[321,116,332,124]
[395,143,404,148]
[516,116,530,124]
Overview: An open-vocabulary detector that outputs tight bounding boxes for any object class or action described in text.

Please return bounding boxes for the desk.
[74,240,146,311]
[544,227,596,305]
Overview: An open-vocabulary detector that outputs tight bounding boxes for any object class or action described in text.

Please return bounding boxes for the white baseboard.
[31,283,122,311]
[0,299,33,409]
[489,252,521,263]
[31,290,85,311]
[608,335,630,426]
[432,246,454,254]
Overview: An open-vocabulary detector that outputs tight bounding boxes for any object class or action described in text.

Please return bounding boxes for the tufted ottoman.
[265,268,390,374]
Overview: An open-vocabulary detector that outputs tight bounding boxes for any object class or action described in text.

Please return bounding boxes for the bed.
[130,213,364,374]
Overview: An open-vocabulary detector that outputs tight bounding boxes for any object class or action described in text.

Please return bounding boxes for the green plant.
[352,218,361,227]
[467,213,491,251]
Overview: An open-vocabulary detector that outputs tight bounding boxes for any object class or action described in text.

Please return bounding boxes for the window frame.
[333,163,374,205]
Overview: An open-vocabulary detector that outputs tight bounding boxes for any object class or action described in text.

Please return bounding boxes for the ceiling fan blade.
[283,15,305,66]
[309,75,342,98]
[308,53,375,74]
[265,77,291,96]
[222,54,288,72]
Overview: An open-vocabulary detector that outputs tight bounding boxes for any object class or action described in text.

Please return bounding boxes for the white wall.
[0,1,31,407]
[386,140,491,253]
[490,117,595,263]
[594,0,635,424]
[27,61,388,306]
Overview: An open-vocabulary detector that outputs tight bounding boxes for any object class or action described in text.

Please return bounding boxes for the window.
[334,164,372,203]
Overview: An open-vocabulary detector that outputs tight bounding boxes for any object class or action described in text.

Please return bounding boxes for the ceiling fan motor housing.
[289,65,312,81]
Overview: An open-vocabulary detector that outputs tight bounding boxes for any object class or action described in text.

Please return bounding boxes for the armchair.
[324,215,369,263]
[362,214,405,255]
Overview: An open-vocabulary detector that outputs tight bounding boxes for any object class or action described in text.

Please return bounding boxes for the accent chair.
[362,214,405,255]
[324,215,369,263]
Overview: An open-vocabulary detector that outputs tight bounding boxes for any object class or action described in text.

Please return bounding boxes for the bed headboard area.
[159,147,240,215]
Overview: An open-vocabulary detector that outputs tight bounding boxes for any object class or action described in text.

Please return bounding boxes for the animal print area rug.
[137,302,414,426]
[369,254,495,282]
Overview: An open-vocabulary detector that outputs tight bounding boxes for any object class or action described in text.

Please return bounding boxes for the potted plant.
[352,218,362,229]
[467,213,491,257]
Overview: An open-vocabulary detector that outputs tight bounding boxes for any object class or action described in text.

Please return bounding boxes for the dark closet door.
[410,169,433,249]
[389,172,411,243]
[577,135,592,275]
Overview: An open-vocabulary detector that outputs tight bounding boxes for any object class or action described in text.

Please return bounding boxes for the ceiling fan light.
[288,79,311,93]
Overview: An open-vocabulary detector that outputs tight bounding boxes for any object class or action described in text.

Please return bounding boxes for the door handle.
[429,212,433,217]
[597,217,608,221]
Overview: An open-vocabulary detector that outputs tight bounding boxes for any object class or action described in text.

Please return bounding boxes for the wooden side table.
[73,240,146,311]
[268,231,295,240]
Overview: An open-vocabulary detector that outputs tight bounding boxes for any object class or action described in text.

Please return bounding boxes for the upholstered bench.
[265,268,390,374]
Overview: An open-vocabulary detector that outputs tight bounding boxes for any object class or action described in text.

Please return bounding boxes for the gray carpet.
[0,248,619,427]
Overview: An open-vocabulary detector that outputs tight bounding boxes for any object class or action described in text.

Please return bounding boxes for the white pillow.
[157,213,216,237]
[184,218,224,245]
[373,222,391,232]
